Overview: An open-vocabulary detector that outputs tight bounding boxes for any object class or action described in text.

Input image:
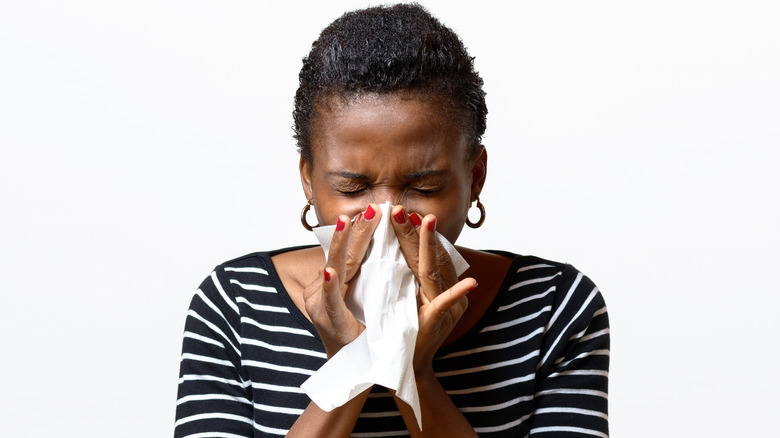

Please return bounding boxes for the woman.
[175,4,609,437]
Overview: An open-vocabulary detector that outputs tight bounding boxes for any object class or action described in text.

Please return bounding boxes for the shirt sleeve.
[174,266,254,438]
[529,264,610,437]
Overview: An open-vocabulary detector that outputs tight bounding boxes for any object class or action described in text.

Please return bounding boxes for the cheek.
[312,193,369,225]
[405,193,469,242]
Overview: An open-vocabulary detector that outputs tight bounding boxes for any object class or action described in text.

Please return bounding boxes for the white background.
[1,1,778,436]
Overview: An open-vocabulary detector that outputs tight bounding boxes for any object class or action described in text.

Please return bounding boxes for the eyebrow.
[406,170,447,179]
[326,171,368,180]
[325,170,447,180]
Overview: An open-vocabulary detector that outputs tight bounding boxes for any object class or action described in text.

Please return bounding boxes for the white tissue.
[301,202,469,430]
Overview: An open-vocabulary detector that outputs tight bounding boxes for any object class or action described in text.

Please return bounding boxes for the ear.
[299,156,314,201]
[469,146,488,202]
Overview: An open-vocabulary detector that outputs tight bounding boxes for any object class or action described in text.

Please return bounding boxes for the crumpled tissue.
[301,202,469,430]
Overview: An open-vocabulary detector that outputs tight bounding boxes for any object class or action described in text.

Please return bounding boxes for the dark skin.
[274,93,513,437]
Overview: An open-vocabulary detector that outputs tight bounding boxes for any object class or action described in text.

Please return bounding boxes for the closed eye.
[411,187,440,195]
[338,187,366,195]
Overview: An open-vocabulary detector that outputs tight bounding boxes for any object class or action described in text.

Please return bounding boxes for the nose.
[369,187,404,207]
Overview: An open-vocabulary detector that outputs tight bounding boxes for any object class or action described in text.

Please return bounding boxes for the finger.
[390,205,421,276]
[320,266,364,357]
[343,203,382,282]
[322,267,348,322]
[408,212,423,229]
[423,277,475,326]
[435,241,459,290]
[418,214,442,305]
[325,215,352,285]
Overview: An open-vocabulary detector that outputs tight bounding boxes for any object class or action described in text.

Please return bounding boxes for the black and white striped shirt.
[175,247,609,437]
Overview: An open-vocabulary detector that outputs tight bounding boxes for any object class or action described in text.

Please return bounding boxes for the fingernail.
[355,212,363,223]
[364,205,376,220]
[323,269,331,282]
[393,209,407,224]
[409,213,422,228]
[427,218,437,232]
[469,282,478,292]
[336,217,346,231]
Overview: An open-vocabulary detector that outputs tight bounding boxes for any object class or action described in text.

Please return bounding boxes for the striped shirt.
[175,247,609,437]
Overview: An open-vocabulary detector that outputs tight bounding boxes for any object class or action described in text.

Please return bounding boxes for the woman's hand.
[303,204,382,358]
[389,205,479,437]
[390,205,476,372]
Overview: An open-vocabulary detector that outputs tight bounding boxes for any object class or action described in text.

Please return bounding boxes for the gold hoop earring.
[465,197,486,229]
[301,199,318,231]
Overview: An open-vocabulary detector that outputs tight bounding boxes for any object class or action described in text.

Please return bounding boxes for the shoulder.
[497,253,609,374]
[495,251,603,304]
[209,245,319,284]
[488,251,608,348]
[200,251,277,299]
[191,248,306,312]
[218,244,317,271]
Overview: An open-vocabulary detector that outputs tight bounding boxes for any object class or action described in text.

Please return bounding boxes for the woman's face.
[300,93,486,244]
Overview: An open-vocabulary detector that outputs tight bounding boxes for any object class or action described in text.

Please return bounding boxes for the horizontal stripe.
[175,412,252,428]
[230,279,277,293]
[516,263,555,273]
[177,393,251,406]
[179,374,248,388]
[460,395,533,413]
[241,316,314,337]
[531,426,608,438]
[241,359,315,376]
[548,369,609,379]
[536,388,608,399]
[250,381,305,394]
[436,351,537,377]
[474,413,532,434]
[242,337,326,358]
[236,296,289,313]
[447,374,534,395]
[183,331,225,348]
[181,352,234,368]
[481,306,551,333]
[535,406,609,420]
[579,328,610,343]
[508,272,561,291]
[224,266,268,275]
[253,421,289,436]
[498,286,555,312]
[556,348,611,368]
[439,327,543,359]
[180,432,251,438]
[254,403,304,415]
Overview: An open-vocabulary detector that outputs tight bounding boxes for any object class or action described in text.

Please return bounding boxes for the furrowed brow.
[326,171,368,180]
[406,170,447,179]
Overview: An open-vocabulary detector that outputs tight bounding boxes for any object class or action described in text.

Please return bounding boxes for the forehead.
[310,93,469,171]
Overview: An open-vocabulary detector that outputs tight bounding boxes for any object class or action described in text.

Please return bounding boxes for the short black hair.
[293,3,487,164]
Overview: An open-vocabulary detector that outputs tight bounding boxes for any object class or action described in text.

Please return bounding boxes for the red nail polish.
[409,213,422,228]
[323,269,330,282]
[393,210,407,224]
[364,205,376,220]
[336,217,346,231]
[427,218,436,232]
[355,212,363,223]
